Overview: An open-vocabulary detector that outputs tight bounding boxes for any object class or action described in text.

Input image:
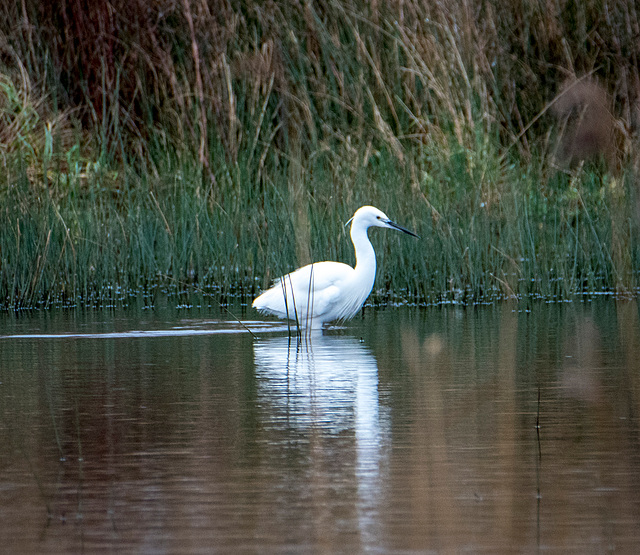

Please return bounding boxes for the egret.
[252,205,418,329]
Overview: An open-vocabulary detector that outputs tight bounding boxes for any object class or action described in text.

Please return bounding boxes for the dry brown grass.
[0,0,638,173]
[552,78,618,170]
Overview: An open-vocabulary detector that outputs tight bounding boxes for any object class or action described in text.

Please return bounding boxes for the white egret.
[252,205,418,329]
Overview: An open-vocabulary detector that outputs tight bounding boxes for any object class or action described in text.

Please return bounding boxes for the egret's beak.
[385,219,419,238]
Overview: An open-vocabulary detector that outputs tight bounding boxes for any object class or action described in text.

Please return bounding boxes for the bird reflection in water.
[252,334,386,544]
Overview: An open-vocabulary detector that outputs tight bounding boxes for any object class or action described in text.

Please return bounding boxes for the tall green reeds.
[1,1,639,310]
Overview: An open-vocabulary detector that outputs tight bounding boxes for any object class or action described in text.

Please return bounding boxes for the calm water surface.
[1,300,640,553]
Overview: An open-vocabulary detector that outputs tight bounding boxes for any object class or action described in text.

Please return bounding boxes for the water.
[1,300,640,553]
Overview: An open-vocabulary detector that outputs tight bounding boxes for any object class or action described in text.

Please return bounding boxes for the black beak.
[386,219,420,238]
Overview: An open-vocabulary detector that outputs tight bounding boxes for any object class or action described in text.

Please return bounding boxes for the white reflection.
[0,320,278,340]
[253,334,386,543]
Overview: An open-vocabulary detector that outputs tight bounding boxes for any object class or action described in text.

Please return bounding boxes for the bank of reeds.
[1,0,639,310]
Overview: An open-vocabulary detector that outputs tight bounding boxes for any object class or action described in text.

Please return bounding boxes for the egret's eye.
[376,216,381,219]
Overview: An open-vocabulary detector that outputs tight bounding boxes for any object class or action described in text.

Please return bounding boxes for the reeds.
[1,0,639,310]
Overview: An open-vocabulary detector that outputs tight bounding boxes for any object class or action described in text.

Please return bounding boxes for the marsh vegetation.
[1,1,639,310]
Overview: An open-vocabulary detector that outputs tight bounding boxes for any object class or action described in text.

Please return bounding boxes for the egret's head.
[347,205,419,237]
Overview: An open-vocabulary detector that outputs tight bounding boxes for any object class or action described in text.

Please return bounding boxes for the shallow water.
[1,300,640,553]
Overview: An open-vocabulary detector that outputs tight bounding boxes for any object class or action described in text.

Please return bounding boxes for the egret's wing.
[252,261,353,322]
[288,261,352,291]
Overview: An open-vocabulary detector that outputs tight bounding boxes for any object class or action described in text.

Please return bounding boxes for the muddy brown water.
[1,299,640,553]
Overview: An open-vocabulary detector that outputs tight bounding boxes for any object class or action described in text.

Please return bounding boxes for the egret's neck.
[351,224,376,278]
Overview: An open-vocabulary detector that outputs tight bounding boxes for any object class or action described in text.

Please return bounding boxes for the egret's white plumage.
[252,205,418,329]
